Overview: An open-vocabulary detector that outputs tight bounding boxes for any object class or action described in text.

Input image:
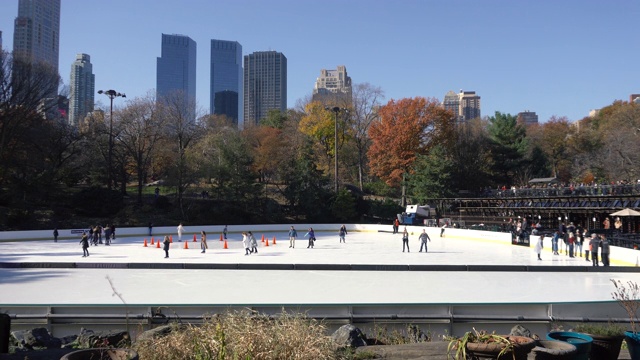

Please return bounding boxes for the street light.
[326,106,348,193]
[97,89,126,191]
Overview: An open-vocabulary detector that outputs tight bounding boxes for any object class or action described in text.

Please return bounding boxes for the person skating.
[163,235,170,258]
[440,223,447,237]
[535,235,543,260]
[177,223,184,242]
[288,226,297,248]
[402,227,410,253]
[601,235,610,266]
[589,233,599,266]
[339,225,348,243]
[305,228,316,248]
[223,225,228,240]
[80,232,89,257]
[242,232,251,255]
[249,232,258,254]
[418,229,431,252]
[200,231,208,253]
[53,228,59,242]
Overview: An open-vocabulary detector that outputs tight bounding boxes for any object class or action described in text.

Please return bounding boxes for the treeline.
[1,50,638,229]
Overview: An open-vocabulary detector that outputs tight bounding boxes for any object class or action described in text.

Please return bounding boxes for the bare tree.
[117,96,166,204]
[350,83,384,190]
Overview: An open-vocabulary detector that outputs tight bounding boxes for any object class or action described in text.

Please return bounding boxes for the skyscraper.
[517,111,539,126]
[442,90,481,123]
[312,65,352,105]
[69,53,95,127]
[243,51,287,126]
[13,0,61,70]
[156,34,197,118]
[210,40,243,127]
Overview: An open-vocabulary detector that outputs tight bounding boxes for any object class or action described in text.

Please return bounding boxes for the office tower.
[243,51,287,126]
[458,90,481,122]
[312,65,352,104]
[517,111,539,126]
[443,90,481,122]
[156,34,197,119]
[210,39,243,127]
[13,0,61,70]
[442,90,461,120]
[68,54,95,127]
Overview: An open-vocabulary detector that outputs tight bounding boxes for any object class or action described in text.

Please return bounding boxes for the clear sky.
[1,0,638,122]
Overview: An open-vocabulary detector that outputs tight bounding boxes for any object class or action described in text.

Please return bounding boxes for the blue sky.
[1,0,638,122]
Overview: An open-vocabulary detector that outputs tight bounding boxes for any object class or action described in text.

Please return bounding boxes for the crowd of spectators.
[477,180,640,198]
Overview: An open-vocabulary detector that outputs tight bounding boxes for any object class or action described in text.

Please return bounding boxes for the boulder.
[331,324,367,348]
[10,327,62,349]
[76,328,130,348]
[510,324,532,338]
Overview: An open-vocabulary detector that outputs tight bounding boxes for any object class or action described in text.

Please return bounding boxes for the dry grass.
[133,310,337,360]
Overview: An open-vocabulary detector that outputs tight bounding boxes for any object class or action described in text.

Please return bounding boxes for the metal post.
[97,90,125,191]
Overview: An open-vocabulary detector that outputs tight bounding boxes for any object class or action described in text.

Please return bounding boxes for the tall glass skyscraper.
[210,39,242,127]
[13,0,61,70]
[69,53,95,127]
[156,34,197,118]
[243,51,287,126]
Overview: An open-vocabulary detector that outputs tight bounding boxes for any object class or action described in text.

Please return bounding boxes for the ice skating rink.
[1,226,639,308]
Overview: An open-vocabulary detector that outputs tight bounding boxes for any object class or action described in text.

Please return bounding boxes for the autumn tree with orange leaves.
[368,97,455,205]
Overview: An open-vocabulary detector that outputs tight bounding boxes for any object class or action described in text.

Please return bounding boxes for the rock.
[331,324,367,348]
[76,328,130,348]
[135,324,187,342]
[10,327,62,350]
[510,324,532,338]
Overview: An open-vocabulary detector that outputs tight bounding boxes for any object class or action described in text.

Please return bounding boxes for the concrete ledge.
[467,265,528,272]
[237,263,295,270]
[351,264,410,271]
[18,262,76,269]
[75,263,128,269]
[183,263,238,270]
[294,264,352,271]
[127,263,184,269]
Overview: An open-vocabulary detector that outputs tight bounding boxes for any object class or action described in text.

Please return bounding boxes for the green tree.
[408,145,456,201]
[331,189,358,221]
[487,111,527,186]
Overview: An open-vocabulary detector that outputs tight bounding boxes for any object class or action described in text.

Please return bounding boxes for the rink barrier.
[3,262,640,272]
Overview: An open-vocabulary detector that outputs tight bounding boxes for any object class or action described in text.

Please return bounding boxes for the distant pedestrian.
[601,236,610,266]
[53,228,59,242]
[223,225,228,240]
[568,232,575,258]
[242,232,251,255]
[250,232,258,254]
[584,232,591,262]
[402,227,410,253]
[339,225,348,243]
[80,232,90,257]
[288,226,297,248]
[590,234,599,266]
[552,230,560,255]
[535,235,543,260]
[305,228,316,248]
[110,224,116,240]
[148,222,153,237]
[393,219,400,234]
[177,223,184,242]
[440,223,447,237]
[163,235,170,258]
[200,231,208,253]
[104,226,112,246]
[418,229,431,252]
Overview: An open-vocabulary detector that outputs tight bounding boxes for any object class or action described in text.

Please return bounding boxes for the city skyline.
[1,0,638,123]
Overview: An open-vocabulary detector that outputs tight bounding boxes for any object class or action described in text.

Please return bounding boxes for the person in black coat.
[80,232,89,257]
[163,235,170,258]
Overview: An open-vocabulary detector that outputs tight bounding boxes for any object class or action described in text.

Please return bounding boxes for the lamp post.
[326,106,347,193]
[97,89,126,191]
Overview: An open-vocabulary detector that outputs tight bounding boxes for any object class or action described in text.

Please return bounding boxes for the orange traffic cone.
[261,234,265,243]
[272,236,276,245]
[151,237,154,244]
[193,234,197,242]
[265,238,269,247]
[143,238,148,247]
[220,234,223,242]
[184,241,189,249]
[223,240,228,249]
[156,241,160,248]
[150,237,155,245]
